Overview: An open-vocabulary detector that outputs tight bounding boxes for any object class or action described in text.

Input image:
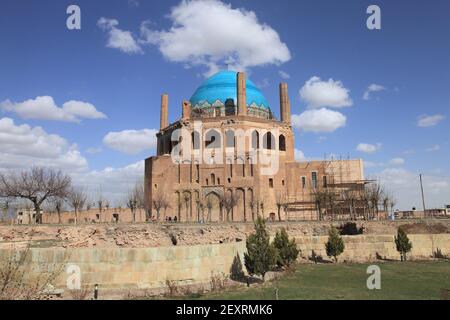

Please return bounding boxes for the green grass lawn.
[197,261,450,300]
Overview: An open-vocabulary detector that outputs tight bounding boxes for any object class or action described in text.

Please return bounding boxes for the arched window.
[225,99,235,116]
[211,173,216,185]
[226,130,235,148]
[263,132,275,150]
[251,130,259,149]
[192,131,200,149]
[205,129,221,148]
[279,135,286,151]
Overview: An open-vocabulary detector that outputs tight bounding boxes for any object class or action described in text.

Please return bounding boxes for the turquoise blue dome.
[189,71,270,110]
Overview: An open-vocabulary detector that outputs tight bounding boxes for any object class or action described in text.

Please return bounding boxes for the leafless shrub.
[165,279,179,297]
[68,284,90,300]
[433,248,447,260]
[210,272,228,291]
[0,246,65,300]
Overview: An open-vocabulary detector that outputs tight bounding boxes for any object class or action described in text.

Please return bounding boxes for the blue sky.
[0,0,449,209]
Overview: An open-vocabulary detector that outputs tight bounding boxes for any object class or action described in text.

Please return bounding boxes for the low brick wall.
[0,234,448,290]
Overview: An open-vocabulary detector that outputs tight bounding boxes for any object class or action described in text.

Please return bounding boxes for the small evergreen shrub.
[325,226,345,263]
[230,254,245,282]
[395,227,412,261]
[244,217,277,281]
[273,228,299,267]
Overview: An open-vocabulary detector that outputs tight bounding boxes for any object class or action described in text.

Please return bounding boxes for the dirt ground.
[0,219,448,249]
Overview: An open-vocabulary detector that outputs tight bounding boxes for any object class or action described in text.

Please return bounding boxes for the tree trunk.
[33,203,41,224]
[132,209,136,223]
[277,206,281,222]
[58,211,61,224]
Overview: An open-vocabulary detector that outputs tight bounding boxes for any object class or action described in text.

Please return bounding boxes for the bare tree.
[152,192,166,222]
[282,201,289,221]
[275,193,283,222]
[0,200,10,223]
[366,182,384,220]
[275,192,288,222]
[67,187,87,225]
[221,192,239,222]
[162,199,171,222]
[0,167,71,224]
[249,199,256,222]
[259,200,264,220]
[312,188,327,221]
[97,193,104,222]
[389,195,397,218]
[206,197,213,222]
[183,193,191,222]
[195,198,203,222]
[50,197,65,224]
[126,181,144,223]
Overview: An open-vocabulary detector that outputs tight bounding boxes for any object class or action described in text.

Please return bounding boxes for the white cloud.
[294,148,305,161]
[140,0,290,76]
[128,0,139,7]
[372,168,450,210]
[417,114,445,127]
[389,157,405,166]
[103,129,158,155]
[364,161,385,168]
[72,161,144,206]
[426,144,441,152]
[86,147,103,155]
[292,108,346,133]
[356,143,382,154]
[278,70,290,79]
[97,17,142,54]
[299,76,353,109]
[363,83,385,100]
[256,78,270,88]
[0,96,106,123]
[0,117,88,172]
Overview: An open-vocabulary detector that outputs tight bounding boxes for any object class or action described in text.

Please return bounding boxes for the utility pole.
[419,174,427,218]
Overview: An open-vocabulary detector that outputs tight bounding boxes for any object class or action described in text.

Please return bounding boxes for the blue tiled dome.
[189,71,270,110]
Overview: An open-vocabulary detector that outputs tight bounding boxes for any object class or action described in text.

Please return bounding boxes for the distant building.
[395,205,450,219]
[16,208,38,224]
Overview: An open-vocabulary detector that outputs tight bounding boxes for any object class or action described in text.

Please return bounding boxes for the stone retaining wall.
[0,234,448,290]
[295,234,450,262]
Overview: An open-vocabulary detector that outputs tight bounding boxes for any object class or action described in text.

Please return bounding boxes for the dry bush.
[0,246,65,300]
[210,272,228,291]
[68,285,90,300]
[165,279,179,297]
[433,248,447,260]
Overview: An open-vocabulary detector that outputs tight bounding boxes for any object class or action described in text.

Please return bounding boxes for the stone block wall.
[0,234,448,290]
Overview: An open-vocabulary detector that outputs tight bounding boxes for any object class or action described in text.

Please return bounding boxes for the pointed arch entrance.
[205,191,221,222]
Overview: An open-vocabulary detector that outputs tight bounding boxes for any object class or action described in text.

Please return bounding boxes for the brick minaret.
[279,83,291,123]
[237,72,247,115]
[160,94,168,130]
[182,100,191,119]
